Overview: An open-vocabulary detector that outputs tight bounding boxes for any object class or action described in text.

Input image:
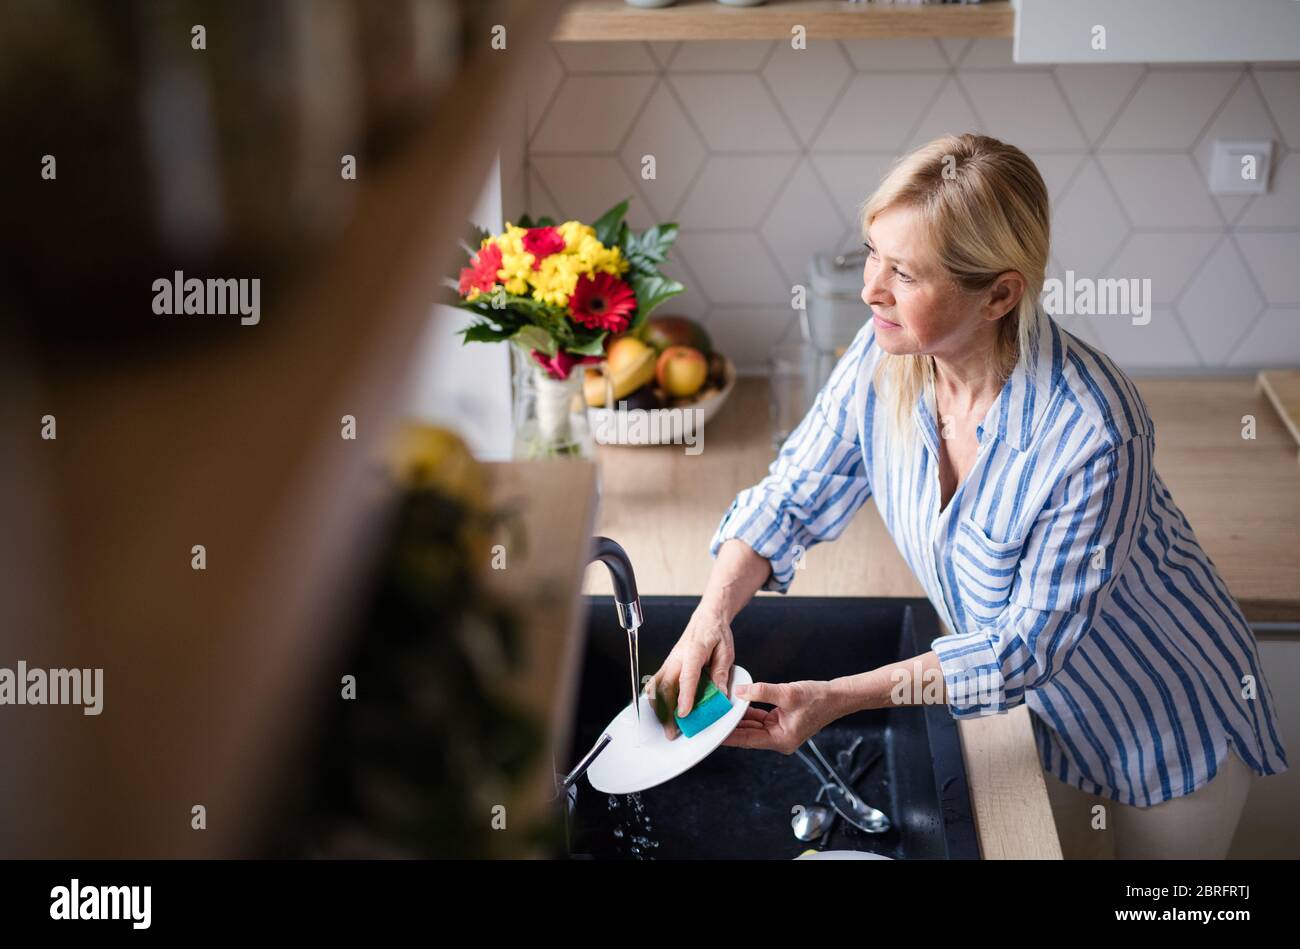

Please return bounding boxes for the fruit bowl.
[587,355,736,447]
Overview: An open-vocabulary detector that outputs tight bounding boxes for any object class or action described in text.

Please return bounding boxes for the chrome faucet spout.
[589,536,644,722]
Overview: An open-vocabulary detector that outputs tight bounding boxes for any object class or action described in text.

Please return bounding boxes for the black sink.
[563,595,979,860]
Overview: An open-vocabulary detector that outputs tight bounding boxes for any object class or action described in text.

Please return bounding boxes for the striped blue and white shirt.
[710,303,1289,806]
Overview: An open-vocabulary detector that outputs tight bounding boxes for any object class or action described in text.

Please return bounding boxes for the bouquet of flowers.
[452,198,683,377]
[449,199,684,457]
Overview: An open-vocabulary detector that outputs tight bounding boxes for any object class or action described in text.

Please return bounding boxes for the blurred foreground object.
[0,0,486,352]
[0,0,568,858]
[266,425,555,858]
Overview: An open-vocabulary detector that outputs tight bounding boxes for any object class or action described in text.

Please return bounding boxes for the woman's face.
[860,204,1010,361]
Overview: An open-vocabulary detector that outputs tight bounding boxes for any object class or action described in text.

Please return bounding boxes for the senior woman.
[647,133,1288,860]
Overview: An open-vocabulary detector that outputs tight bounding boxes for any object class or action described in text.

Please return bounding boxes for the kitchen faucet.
[556,536,644,795]
[587,535,644,722]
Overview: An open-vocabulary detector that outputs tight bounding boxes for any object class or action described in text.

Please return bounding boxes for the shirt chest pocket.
[951,518,1025,625]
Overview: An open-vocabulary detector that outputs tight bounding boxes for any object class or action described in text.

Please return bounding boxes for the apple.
[643,315,711,356]
[655,345,708,398]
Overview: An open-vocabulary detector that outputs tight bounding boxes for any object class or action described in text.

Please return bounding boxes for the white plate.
[587,356,736,446]
[795,850,895,860]
[585,665,752,795]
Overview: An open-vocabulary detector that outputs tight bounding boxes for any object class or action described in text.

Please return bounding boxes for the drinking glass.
[768,341,813,451]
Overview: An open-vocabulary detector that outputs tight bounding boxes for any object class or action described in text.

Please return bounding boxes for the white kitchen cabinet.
[1015,0,1300,63]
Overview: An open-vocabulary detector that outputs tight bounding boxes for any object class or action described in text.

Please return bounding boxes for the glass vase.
[510,345,595,460]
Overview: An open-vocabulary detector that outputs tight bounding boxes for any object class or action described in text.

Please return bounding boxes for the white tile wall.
[1236,232,1300,303]
[529,74,655,152]
[1101,69,1239,150]
[1255,68,1300,148]
[677,155,796,229]
[1098,153,1222,228]
[671,73,801,151]
[906,78,983,150]
[1050,159,1129,275]
[763,42,852,146]
[1239,153,1300,227]
[962,72,1088,150]
[1111,231,1219,306]
[618,83,707,220]
[521,38,1300,373]
[1178,238,1264,363]
[1089,306,1201,370]
[815,72,947,151]
[1054,64,1144,145]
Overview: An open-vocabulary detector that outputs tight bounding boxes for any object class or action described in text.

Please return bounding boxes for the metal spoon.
[817,735,865,847]
[792,800,834,842]
[804,738,891,834]
[822,783,890,834]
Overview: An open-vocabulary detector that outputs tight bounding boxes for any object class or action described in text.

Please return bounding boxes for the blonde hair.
[859,134,1049,455]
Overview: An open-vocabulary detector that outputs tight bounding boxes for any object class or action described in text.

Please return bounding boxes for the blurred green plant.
[269,435,561,858]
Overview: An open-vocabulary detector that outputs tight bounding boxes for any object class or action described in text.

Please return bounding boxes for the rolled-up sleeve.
[708,323,875,594]
[932,431,1154,717]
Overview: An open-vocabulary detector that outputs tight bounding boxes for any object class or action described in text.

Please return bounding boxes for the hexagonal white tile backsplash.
[523,38,1300,374]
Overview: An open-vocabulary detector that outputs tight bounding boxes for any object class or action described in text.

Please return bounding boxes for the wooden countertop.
[583,375,1300,859]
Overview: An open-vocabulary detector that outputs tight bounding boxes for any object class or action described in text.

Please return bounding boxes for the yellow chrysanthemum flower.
[478,219,631,308]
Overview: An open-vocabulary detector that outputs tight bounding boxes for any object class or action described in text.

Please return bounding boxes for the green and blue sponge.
[674,677,733,738]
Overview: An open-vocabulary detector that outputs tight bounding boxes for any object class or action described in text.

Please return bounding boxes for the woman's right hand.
[644,604,736,741]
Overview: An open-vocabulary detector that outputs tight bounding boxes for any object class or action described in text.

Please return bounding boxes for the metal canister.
[805,250,870,390]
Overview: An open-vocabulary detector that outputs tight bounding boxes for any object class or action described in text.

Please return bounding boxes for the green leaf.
[514,214,536,229]
[592,199,630,247]
[567,333,607,356]
[653,221,679,252]
[510,325,557,356]
[459,321,515,344]
[628,273,685,332]
[629,223,678,268]
[537,216,558,228]
[621,224,680,282]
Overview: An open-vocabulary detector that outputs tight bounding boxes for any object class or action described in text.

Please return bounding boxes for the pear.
[584,337,657,407]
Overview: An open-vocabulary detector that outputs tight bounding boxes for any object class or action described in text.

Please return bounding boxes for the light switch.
[1209,139,1273,196]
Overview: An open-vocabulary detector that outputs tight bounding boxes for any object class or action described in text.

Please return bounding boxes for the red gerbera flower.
[458,242,503,297]
[522,226,566,269]
[569,272,636,333]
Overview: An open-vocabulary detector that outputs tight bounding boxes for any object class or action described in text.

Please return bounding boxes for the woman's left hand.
[721,680,849,754]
